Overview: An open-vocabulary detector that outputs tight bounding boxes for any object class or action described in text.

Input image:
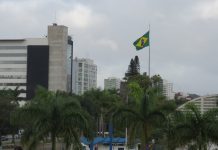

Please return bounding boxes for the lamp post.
[109,119,113,150]
[70,43,73,94]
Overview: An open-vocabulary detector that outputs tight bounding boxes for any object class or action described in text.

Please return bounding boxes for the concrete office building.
[0,24,73,99]
[104,77,121,90]
[72,58,97,95]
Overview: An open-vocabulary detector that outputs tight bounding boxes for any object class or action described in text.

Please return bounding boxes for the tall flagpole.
[148,24,151,77]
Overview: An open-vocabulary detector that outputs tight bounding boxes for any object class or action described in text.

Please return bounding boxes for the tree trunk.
[0,132,2,150]
[203,144,207,150]
[65,142,70,150]
[51,133,56,150]
[199,144,201,150]
[12,133,15,146]
[141,125,148,150]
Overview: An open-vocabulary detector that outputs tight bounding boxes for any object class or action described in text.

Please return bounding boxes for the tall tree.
[15,87,91,150]
[125,56,140,78]
[80,89,122,136]
[134,56,140,74]
[0,88,20,147]
[151,75,163,89]
[113,83,169,150]
[0,95,17,147]
[175,103,218,150]
[153,111,181,150]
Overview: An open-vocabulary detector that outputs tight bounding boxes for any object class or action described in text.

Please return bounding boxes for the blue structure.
[80,137,126,150]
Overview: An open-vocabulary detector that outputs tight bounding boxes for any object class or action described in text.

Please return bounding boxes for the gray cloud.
[0,0,217,95]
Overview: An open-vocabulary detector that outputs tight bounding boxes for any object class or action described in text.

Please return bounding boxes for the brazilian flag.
[133,31,149,50]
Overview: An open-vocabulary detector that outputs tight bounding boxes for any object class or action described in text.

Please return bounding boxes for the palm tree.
[113,85,169,150]
[175,103,218,150]
[80,89,122,136]
[15,87,91,150]
[0,88,19,147]
[153,111,181,150]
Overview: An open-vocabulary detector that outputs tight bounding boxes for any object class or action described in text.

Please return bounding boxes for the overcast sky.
[0,0,218,96]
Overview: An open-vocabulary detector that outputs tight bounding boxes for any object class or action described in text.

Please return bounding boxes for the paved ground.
[2,140,66,150]
[1,139,21,150]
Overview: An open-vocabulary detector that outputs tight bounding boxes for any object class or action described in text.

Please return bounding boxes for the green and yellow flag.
[133,31,149,50]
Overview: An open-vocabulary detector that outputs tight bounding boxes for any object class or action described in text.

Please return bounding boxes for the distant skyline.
[0,0,218,95]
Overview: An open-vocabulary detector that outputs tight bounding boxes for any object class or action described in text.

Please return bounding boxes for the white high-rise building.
[163,79,175,100]
[104,77,121,90]
[72,58,97,95]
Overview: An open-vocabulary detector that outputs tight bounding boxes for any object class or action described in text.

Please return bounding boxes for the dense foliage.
[79,89,123,136]
[1,71,218,150]
[14,87,91,150]
[0,88,20,146]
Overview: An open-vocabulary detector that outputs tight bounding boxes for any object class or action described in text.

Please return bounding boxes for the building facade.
[72,57,97,95]
[0,24,73,99]
[162,79,175,100]
[104,77,120,90]
[177,94,218,114]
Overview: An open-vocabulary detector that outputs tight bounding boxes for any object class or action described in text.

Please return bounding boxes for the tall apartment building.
[0,24,73,99]
[163,79,175,100]
[72,58,97,95]
[104,77,121,90]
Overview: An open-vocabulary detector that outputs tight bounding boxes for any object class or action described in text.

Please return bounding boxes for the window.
[0,83,26,86]
[78,63,82,67]
[0,75,26,79]
[0,53,27,57]
[0,61,27,64]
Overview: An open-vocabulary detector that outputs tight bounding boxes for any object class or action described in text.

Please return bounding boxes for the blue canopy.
[80,136,126,145]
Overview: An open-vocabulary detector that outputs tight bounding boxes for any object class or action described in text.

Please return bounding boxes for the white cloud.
[95,39,118,51]
[58,4,106,29]
[195,0,218,20]
[0,0,45,38]
[0,1,37,22]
